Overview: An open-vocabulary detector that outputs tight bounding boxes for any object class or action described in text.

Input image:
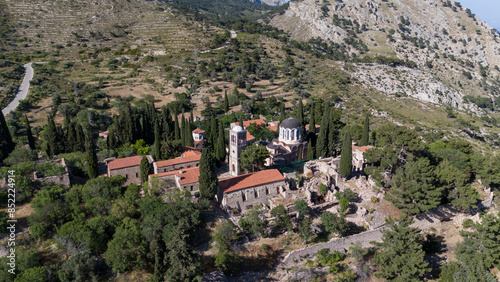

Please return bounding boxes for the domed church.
[265,117,308,166]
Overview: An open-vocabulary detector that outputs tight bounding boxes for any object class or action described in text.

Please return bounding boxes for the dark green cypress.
[174,114,180,141]
[216,121,226,163]
[85,126,99,179]
[0,110,14,161]
[186,119,194,147]
[122,102,134,144]
[339,131,352,179]
[140,155,150,184]
[46,116,58,158]
[25,115,36,150]
[180,115,187,146]
[307,139,313,159]
[161,106,172,141]
[316,108,330,158]
[67,122,77,151]
[361,114,370,146]
[279,103,286,123]
[210,117,217,147]
[328,112,337,157]
[296,99,304,123]
[107,127,116,150]
[75,123,85,152]
[198,148,218,199]
[154,119,162,160]
[224,90,229,112]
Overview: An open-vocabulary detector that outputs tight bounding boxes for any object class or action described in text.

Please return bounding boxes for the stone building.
[265,117,307,166]
[228,125,247,176]
[352,144,373,172]
[217,169,286,212]
[107,155,154,185]
[192,128,205,150]
[148,166,200,197]
[153,147,201,174]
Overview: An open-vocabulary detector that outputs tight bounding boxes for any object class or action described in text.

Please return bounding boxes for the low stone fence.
[280,227,386,268]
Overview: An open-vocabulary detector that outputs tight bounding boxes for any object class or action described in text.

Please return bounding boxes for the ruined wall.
[222,180,286,211]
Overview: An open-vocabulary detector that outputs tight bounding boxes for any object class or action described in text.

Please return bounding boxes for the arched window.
[232,164,235,172]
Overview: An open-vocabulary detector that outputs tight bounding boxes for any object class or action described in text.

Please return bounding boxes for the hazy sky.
[455,0,500,30]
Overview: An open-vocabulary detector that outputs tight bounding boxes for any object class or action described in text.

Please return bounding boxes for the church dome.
[233,125,245,132]
[280,117,301,129]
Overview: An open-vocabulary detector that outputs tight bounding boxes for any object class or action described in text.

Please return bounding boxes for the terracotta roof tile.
[352,145,374,153]
[155,154,201,168]
[231,119,266,128]
[219,169,285,193]
[182,147,202,157]
[150,167,199,185]
[192,128,205,134]
[108,156,142,170]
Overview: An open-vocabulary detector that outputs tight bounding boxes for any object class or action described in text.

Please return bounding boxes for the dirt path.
[2,63,33,116]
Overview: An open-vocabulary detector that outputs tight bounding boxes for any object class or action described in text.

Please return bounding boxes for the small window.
[136,173,138,178]
[242,192,247,201]
[187,165,191,168]
[266,187,269,195]
[254,189,258,198]
[125,174,129,179]
[190,186,193,191]
[164,168,167,172]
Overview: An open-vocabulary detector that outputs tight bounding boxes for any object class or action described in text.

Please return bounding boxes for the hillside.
[267,0,500,113]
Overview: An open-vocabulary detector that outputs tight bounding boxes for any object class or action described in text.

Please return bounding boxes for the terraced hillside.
[4,0,213,58]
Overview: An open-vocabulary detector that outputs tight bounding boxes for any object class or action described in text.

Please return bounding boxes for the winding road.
[2,63,34,116]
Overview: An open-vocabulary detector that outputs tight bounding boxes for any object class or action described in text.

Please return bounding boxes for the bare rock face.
[268,0,500,111]
[249,0,287,7]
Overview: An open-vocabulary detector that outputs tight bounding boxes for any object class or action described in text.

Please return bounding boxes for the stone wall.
[154,160,199,174]
[109,165,141,185]
[222,180,286,212]
[33,158,71,187]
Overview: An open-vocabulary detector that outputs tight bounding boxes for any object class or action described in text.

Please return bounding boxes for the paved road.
[2,63,34,116]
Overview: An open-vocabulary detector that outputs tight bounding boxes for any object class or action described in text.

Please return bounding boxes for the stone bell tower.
[229,125,247,176]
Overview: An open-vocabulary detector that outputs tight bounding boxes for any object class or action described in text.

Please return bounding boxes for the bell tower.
[229,126,247,176]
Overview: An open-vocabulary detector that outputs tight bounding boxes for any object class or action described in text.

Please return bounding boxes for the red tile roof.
[231,119,266,128]
[150,167,199,185]
[192,128,205,134]
[108,155,142,170]
[352,145,374,153]
[155,154,201,168]
[182,147,202,157]
[219,169,285,193]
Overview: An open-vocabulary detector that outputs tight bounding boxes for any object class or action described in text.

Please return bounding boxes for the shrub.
[462,218,474,228]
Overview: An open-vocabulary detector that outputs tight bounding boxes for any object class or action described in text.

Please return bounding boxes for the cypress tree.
[361,114,370,146]
[216,121,226,163]
[140,155,150,184]
[85,126,99,179]
[25,115,36,150]
[224,90,229,112]
[107,127,116,150]
[0,110,14,161]
[121,102,134,144]
[154,119,162,160]
[298,147,303,161]
[174,114,180,141]
[180,115,187,146]
[186,119,194,147]
[238,118,243,128]
[210,117,217,147]
[328,111,337,157]
[190,110,194,123]
[199,148,218,199]
[307,139,313,159]
[67,122,77,151]
[161,106,172,141]
[339,131,352,179]
[75,123,85,152]
[46,116,58,158]
[279,103,286,123]
[316,108,330,158]
[296,99,304,123]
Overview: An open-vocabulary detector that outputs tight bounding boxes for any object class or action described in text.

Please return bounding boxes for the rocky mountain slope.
[267,0,500,112]
[250,0,287,6]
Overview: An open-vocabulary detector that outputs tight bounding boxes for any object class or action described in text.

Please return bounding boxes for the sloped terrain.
[267,0,500,113]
